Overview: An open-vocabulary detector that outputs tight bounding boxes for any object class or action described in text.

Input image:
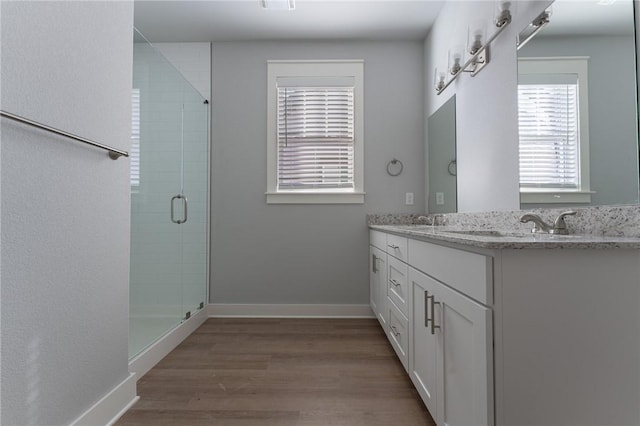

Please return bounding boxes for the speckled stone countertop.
[370,224,640,250]
[368,205,640,249]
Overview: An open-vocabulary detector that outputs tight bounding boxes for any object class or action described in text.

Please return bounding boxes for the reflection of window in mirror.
[517,57,591,204]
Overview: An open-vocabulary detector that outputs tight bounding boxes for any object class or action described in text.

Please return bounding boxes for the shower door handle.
[171,194,187,224]
[181,195,188,224]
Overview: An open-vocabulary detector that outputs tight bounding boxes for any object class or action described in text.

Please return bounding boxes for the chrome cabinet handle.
[170,194,188,224]
[427,293,441,335]
[424,291,430,327]
[390,279,401,288]
[387,244,399,249]
[390,325,400,337]
[372,254,377,273]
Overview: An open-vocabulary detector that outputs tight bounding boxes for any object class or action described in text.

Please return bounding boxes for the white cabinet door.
[409,267,439,418]
[369,245,387,328]
[435,280,493,426]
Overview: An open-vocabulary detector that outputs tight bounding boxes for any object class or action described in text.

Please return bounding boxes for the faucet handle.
[552,211,577,234]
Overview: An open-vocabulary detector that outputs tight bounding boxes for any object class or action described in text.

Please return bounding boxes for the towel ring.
[387,158,403,177]
[448,160,457,176]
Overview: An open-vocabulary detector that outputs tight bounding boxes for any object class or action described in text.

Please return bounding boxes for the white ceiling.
[133,0,446,42]
[133,0,636,43]
[529,0,635,37]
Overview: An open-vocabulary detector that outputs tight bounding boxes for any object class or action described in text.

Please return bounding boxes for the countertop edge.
[369,225,640,250]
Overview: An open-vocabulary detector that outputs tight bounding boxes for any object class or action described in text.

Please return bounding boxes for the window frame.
[266,60,365,204]
[517,56,591,204]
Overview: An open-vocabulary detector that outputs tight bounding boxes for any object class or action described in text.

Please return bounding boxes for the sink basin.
[442,229,584,239]
[443,230,529,237]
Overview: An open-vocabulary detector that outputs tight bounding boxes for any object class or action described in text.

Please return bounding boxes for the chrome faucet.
[550,211,577,235]
[519,211,577,235]
[519,214,552,234]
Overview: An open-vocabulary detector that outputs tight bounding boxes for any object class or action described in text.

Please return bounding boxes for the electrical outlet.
[405,192,414,205]
[436,192,445,205]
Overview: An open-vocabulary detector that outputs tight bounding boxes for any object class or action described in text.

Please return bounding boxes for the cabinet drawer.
[370,230,387,250]
[386,234,408,262]
[388,301,409,371]
[408,239,493,305]
[387,255,409,317]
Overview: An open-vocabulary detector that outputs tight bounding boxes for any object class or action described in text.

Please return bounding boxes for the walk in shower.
[129,30,209,359]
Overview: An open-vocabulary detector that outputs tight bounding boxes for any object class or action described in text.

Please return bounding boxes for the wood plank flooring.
[116,318,436,426]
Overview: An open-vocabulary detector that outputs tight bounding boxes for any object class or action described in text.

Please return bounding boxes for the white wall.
[210,41,424,305]
[1,2,134,424]
[424,0,553,213]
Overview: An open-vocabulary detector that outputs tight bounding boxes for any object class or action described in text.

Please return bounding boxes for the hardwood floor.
[117,318,436,426]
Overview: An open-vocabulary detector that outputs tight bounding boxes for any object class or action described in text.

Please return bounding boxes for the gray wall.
[519,35,639,207]
[210,41,424,304]
[1,1,133,424]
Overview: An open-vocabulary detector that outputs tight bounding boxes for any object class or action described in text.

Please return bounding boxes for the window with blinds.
[277,87,354,191]
[131,88,141,188]
[516,57,590,204]
[518,83,579,189]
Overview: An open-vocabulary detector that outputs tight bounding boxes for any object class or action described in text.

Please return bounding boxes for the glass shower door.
[180,82,208,318]
[129,31,208,359]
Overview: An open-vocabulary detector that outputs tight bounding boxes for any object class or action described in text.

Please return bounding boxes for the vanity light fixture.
[517,8,552,51]
[261,0,295,10]
[448,45,465,75]
[434,67,446,92]
[435,0,513,95]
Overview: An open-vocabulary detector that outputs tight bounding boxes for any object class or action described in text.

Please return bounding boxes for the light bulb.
[448,45,465,75]
[467,21,485,55]
[434,67,446,92]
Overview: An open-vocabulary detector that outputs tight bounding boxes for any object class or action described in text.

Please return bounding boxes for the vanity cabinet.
[369,244,387,328]
[371,230,494,425]
[409,248,493,426]
[370,230,411,369]
[370,227,640,426]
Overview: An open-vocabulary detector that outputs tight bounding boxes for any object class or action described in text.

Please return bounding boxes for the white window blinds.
[277,86,354,191]
[131,88,141,188]
[518,83,579,189]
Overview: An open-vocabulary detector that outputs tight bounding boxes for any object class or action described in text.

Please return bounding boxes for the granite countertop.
[370,224,640,250]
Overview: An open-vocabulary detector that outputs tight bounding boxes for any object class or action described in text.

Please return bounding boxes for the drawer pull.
[390,325,401,337]
[372,253,377,273]
[427,294,441,335]
[387,244,400,249]
[390,279,401,288]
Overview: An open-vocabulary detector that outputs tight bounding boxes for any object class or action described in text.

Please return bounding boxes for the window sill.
[266,192,365,205]
[520,191,592,204]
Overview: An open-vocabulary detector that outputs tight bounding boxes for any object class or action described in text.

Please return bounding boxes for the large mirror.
[516,0,639,209]
[427,95,457,213]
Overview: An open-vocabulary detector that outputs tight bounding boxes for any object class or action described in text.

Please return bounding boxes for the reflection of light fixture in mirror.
[517,7,552,51]
[261,0,295,10]
[448,46,465,75]
[434,68,446,91]
[435,0,513,95]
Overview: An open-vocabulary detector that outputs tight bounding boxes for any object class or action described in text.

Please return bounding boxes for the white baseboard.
[129,307,208,379]
[208,303,374,318]
[70,372,138,426]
